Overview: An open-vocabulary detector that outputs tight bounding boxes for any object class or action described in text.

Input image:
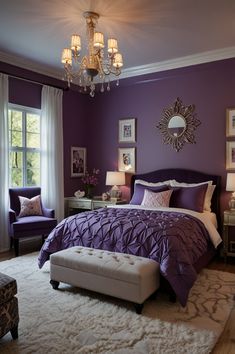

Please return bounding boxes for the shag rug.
[0,253,235,354]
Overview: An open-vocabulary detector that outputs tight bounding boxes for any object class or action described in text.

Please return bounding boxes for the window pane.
[12,130,23,147]
[9,151,23,187]
[26,152,40,186]
[27,132,40,148]
[9,110,23,147]
[9,110,22,131]
[26,113,40,133]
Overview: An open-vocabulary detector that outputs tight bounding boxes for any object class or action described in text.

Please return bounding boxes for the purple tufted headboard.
[131,168,221,226]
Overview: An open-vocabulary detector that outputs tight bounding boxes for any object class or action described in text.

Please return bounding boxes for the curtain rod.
[1,71,68,91]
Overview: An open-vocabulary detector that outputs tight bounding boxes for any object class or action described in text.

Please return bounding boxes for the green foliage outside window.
[8,107,41,187]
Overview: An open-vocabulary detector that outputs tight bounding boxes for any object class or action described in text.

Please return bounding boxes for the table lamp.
[226,173,235,210]
[106,171,125,199]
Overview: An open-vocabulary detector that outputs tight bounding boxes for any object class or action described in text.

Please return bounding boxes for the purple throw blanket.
[38,207,211,306]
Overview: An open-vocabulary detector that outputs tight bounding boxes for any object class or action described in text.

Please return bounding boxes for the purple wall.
[87,59,235,212]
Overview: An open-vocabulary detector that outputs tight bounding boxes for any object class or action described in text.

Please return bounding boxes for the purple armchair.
[9,187,57,257]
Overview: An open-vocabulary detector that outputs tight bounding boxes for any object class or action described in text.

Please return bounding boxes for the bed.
[38,168,222,307]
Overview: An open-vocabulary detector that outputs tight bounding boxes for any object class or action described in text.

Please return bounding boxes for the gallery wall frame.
[119,118,136,143]
[226,141,235,170]
[226,108,235,137]
[118,147,136,173]
[71,146,86,177]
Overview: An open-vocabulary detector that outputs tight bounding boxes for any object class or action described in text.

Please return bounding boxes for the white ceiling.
[0,0,235,80]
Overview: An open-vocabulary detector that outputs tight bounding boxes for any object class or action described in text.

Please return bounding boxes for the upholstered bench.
[0,272,19,340]
[50,246,160,313]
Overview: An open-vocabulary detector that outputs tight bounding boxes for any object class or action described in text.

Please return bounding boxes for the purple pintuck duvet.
[38,207,211,306]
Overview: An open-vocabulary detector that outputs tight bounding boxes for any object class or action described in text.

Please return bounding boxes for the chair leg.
[13,239,19,257]
[10,237,13,249]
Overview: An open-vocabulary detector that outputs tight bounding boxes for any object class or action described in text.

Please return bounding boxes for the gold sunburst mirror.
[156,97,201,152]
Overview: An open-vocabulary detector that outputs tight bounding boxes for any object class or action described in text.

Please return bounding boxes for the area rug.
[0,253,234,354]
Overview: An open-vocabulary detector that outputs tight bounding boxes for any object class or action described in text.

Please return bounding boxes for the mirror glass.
[156,97,201,152]
[168,115,186,137]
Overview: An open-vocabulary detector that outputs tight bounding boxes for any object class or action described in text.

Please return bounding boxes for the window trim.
[8,103,41,187]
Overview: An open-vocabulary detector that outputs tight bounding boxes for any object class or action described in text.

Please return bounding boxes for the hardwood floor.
[0,241,235,353]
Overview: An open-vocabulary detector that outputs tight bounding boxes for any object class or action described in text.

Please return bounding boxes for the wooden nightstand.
[223,210,235,261]
[64,197,127,217]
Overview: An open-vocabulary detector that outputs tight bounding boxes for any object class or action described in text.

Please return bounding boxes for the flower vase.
[85,185,94,199]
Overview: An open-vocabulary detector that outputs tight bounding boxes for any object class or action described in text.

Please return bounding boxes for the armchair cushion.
[10,216,57,238]
[18,195,43,217]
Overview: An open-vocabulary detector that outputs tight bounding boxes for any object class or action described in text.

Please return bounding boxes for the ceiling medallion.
[156,97,201,152]
[61,11,123,97]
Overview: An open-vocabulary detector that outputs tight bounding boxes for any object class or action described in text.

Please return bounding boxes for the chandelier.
[61,11,124,97]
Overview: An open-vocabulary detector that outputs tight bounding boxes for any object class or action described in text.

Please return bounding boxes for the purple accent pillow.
[170,184,208,212]
[130,184,169,205]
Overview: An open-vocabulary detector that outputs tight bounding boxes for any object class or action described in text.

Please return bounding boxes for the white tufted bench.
[50,246,160,313]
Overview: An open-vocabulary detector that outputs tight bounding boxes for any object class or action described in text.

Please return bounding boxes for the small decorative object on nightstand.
[226,173,235,210]
[223,209,235,262]
[105,171,125,199]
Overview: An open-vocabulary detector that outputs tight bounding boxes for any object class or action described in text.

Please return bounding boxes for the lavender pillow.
[170,184,208,213]
[130,184,169,205]
[141,189,173,208]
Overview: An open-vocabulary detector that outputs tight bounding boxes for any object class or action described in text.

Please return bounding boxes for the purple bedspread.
[38,207,211,306]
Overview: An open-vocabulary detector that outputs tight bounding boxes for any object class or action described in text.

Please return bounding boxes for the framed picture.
[226,108,235,137]
[71,147,86,177]
[226,142,235,170]
[119,118,136,143]
[118,147,135,173]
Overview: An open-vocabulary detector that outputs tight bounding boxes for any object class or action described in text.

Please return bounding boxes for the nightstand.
[223,210,235,261]
[64,197,127,216]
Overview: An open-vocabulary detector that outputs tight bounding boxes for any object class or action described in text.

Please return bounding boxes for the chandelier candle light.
[61,11,124,97]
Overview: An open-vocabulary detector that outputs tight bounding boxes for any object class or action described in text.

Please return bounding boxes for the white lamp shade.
[106,171,125,186]
[94,32,104,48]
[108,38,118,53]
[226,173,235,191]
[113,53,123,68]
[71,34,81,51]
[61,48,72,64]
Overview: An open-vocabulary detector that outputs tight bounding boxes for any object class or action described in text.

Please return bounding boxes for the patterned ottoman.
[0,272,19,340]
[50,246,160,314]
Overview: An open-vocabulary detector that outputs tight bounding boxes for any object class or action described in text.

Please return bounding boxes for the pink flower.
[82,168,100,187]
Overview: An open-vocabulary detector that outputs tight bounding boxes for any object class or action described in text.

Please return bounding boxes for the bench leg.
[134,303,144,314]
[50,280,60,289]
[10,325,18,339]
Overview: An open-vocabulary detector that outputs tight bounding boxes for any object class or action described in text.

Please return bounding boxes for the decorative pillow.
[170,184,208,213]
[134,179,176,187]
[170,180,215,211]
[18,195,43,217]
[130,184,169,205]
[141,189,173,208]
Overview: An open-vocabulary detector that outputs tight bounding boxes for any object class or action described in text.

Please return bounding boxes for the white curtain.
[0,74,9,252]
[41,85,64,222]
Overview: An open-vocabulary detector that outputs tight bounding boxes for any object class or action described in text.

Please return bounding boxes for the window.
[8,105,41,187]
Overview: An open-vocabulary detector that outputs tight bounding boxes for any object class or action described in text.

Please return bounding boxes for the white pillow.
[135,179,176,187]
[18,195,43,217]
[141,189,173,208]
[170,180,215,212]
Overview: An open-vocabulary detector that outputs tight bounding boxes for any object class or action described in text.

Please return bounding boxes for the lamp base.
[229,198,235,210]
[109,186,122,200]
